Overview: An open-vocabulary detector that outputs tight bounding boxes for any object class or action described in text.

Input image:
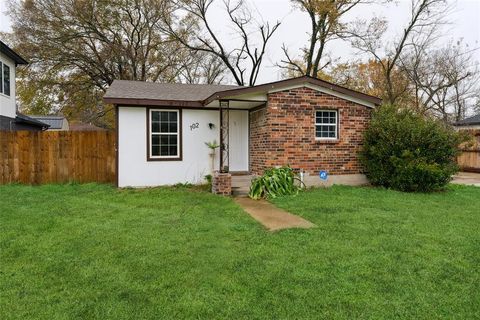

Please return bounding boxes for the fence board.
[0,131,116,185]
[457,129,480,173]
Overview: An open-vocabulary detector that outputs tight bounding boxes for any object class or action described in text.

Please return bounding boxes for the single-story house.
[454,114,480,130]
[31,115,69,131]
[104,76,381,188]
[0,40,48,131]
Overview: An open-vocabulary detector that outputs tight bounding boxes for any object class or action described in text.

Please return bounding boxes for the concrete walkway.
[451,172,480,187]
[234,197,316,232]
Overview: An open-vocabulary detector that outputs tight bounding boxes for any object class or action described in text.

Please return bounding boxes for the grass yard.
[1,183,479,319]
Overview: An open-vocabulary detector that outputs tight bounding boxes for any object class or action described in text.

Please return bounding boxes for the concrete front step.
[231,174,254,196]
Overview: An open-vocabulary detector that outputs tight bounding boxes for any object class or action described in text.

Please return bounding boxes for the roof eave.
[455,122,480,126]
[15,114,50,128]
[0,41,29,65]
[202,76,382,107]
[104,97,204,108]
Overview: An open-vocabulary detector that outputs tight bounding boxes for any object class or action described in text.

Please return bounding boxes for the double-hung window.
[315,110,338,139]
[149,109,181,160]
[1,63,10,96]
[0,62,3,94]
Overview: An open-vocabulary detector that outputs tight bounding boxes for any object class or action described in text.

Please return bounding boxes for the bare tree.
[166,0,280,86]
[351,0,450,105]
[177,51,227,84]
[401,41,480,122]
[280,0,383,77]
[474,96,480,116]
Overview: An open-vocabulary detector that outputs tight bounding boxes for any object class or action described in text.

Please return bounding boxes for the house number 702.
[190,122,199,131]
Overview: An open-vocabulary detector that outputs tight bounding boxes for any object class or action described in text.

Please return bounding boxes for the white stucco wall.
[0,52,16,118]
[118,106,221,187]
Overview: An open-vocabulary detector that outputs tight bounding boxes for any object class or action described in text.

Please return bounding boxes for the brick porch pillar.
[212,172,232,196]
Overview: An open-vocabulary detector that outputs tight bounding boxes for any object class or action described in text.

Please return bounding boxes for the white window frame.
[315,110,339,140]
[149,109,181,160]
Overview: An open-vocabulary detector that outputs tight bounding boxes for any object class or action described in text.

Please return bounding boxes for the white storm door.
[228,110,249,172]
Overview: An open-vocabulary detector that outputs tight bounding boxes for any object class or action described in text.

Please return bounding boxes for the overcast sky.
[0,0,479,84]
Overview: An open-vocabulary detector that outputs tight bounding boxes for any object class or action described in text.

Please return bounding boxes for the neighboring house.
[31,115,69,131]
[0,40,48,131]
[104,76,381,188]
[454,114,480,130]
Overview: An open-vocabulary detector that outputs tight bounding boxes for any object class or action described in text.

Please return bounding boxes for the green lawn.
[1,184,479,319]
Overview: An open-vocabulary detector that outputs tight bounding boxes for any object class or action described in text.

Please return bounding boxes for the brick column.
[212,172,232,196]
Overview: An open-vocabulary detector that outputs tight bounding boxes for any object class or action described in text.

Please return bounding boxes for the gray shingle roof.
[30,116,66,129]
[455,114,480,126]
[104,76,382,107]
[15,113,50,128]
[104,80,238,102]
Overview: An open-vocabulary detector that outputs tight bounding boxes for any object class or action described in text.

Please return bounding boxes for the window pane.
[316,127,325,137]
[316,111,337,124]
[152,111,160,121]
[151,133,179,156]
[160,112,168,121]
[160,123,169,132]
[168,135,177,145]
[160,135,169,145]
[152,122,160,133]
[169,122,177,133]
[152,146,160,156]
[161,146,169,156]
[169,112,177,122]
[3,64,10,96]
[152,135,160,146]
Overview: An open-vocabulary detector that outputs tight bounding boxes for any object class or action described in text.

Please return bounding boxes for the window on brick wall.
[315,110,338,139]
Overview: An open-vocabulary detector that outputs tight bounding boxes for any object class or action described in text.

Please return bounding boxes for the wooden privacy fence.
[0,131,116,185]
[457,129,480,173]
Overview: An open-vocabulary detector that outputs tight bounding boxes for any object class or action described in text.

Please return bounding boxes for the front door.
[228,110,249,172]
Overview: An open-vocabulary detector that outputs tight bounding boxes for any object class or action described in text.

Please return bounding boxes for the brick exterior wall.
[212,172,232,195]
[249,87,372,176]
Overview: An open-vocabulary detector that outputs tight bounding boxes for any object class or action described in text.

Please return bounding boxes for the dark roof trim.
[203,76,382,106]
[15,113,50,129]
[104,97,204,108]
[454,114,480,126]
[0,40,28,65]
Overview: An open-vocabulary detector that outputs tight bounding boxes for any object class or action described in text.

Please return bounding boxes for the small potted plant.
[205,140,220,174]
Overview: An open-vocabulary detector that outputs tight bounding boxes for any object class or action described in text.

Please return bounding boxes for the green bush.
[248,166,303,200]
[360,105,464,192]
